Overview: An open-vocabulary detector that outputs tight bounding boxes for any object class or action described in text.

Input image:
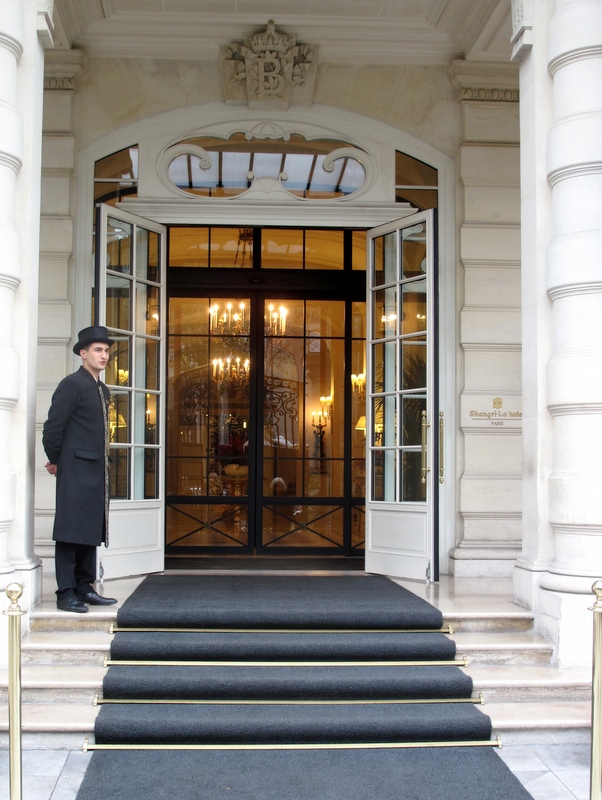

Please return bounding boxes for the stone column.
[511,1,556,607]
[0,1,25,585]
[0,0,50,647]
[540,0,602,665]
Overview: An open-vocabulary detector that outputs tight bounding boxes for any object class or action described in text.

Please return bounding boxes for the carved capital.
[220,21,318,110]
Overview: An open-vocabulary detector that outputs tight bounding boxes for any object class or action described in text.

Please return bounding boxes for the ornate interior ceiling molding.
[220,20,318,110]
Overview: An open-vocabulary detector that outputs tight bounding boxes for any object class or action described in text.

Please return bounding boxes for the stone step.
[444,611,534,633]
[28,608,535,635]
[454,631,552,665]
[469,664,592,703]
[0,699,591,750]
[0,702,99,750]
[28,608,117,634]
[486,701,591,745]
[21,631,110,665]
[0,665,105,703]
[17,628,552,668]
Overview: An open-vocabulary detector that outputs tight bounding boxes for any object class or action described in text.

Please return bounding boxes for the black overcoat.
[42,366,110,546]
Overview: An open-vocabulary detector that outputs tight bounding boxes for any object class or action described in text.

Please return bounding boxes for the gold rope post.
[590,580,602,800]
[4,583,26,800]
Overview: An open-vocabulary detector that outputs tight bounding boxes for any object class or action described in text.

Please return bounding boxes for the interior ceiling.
[51,0,513,65]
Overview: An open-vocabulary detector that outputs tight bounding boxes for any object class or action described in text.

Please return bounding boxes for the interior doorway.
[165,226,367,557]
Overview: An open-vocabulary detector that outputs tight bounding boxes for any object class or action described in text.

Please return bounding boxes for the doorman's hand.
[45,462,57,476]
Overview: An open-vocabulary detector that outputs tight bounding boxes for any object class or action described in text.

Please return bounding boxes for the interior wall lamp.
[351,373,366,402]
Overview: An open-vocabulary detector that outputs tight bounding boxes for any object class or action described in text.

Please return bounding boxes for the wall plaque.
[461,395,522,429]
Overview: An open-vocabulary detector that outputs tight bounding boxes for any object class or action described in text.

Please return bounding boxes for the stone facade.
[0,1,600,668]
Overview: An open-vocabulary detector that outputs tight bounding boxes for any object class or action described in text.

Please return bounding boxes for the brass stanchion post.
[590,580,602,800]
[4,583,26,800]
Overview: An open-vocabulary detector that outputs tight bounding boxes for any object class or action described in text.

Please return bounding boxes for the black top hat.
[73,326,115,355]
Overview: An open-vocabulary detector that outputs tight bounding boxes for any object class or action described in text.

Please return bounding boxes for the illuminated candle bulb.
[244,359,249,372]
[280,306,287,334]
[212,358,218,377]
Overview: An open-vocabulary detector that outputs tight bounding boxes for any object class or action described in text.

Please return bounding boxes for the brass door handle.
[439,411,445,484]
[421,410,430,484]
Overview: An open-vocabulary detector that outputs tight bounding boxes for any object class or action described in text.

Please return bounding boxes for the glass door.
[365,210,440,581]
[166,294,365,554]
[167,297,252,549]
[95,204,167,580]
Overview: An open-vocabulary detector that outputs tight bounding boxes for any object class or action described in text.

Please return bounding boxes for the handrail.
[4,583,26,800]
[590,581,602,800]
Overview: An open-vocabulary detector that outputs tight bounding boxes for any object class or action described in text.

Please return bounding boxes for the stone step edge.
[487,701,591,730]
[27,610,534,630]
[0,702,590,736]
[1,662,590,687]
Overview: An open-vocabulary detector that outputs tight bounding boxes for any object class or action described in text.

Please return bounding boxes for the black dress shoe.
[57,595,88,613]
[74,590,118,606]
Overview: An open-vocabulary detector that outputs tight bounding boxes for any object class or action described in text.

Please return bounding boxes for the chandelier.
[212,356,250,392]
[209,301,248,335]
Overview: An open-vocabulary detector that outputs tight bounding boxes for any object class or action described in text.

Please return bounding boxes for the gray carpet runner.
[76,573,533,799]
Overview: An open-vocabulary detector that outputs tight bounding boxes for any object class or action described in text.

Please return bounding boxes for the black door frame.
[166,226,366,555]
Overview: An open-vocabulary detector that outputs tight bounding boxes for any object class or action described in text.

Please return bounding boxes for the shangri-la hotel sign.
[463,396,522,428]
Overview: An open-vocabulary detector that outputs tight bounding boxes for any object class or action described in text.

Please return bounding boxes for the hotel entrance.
[165,227,367,555]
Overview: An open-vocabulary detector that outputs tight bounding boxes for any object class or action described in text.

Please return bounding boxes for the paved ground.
[0,742,592,799]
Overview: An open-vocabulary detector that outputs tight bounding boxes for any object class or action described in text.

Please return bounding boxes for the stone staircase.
[0,602,592,749]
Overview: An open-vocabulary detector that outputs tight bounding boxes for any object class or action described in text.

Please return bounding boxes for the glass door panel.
[95,204,166,579]
[366,209,437,581]
[166,291,362,555]
[166,297,251,549]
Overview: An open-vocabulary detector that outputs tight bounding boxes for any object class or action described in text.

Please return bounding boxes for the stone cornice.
[450,59,519,102]
[44,48,84,90]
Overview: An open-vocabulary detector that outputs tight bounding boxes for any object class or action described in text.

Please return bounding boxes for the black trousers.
[55,541,97,599]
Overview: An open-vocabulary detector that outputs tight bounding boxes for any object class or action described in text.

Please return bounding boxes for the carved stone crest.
[220,20,318,110]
